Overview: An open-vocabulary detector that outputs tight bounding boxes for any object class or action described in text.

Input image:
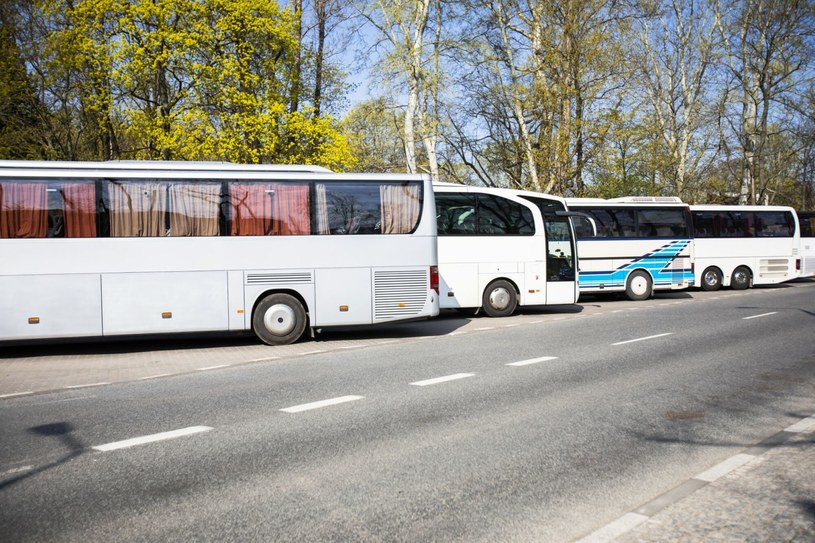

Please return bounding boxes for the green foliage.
[16,0,354,168]
[0,5,48,159]
[340,98,405,173]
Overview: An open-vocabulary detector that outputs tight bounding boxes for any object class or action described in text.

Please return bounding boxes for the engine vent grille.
[374,269,428,321]
[759,259,790,274]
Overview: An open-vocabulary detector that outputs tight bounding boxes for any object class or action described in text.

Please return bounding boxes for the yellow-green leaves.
[37,0,352,167]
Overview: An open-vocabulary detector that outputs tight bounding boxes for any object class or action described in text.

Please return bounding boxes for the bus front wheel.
[701,267,723,291]
[625,271,652,301]
[253,293,308,345]
[731,266,751,290]
[482,280,518,317]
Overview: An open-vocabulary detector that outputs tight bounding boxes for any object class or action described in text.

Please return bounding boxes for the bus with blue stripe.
[565,197,694,300]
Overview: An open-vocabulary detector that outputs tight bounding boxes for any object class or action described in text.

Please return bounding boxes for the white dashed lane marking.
[280,395,364,413]
[612,333,673,346]
[93,426,213,452]
[506,356,558,367]
[742,311,778,320]
[410,373,475,387]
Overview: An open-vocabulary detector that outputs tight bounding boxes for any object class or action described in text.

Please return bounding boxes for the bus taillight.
[796,258,801,271]
[430,266,439,294]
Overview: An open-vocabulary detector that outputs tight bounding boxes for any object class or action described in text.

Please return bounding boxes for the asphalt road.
[1,283,814,541]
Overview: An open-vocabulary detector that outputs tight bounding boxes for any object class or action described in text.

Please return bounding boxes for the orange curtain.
[62,183,97,238]
[271,184,310,235]
[0,182,48,238]
[230,184,274,236]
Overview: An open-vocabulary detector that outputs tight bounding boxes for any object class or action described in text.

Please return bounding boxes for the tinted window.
[436,192,477,235]
[637,208,689,237]
[315,181,422,235]
[755,211,794,237]
[476,194,534,235]
[692,210,794,238]
[573,208,636,238]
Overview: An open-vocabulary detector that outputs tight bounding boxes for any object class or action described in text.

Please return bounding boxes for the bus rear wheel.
[701,267,723,291]
[731,266,751,290]
[253,293,307,345]
[625,270,652,301]
[482,280,518,317]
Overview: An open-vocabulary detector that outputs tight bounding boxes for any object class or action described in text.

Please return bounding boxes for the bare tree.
[357,0,443,181]
[718,0,815,204]
[633,0,722,199]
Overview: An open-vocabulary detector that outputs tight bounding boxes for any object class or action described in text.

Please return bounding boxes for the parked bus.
[798,211,815,278]
[0,160,439,345]
[433,184,580,316]
[690,204,800,290]
[565,197,695,300]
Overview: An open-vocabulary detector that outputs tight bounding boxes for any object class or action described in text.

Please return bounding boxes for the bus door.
[544,214,579,304]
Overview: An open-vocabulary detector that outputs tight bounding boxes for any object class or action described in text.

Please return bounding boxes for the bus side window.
[476,194,534,236]
[435,192,476,235]
[573,214,597,238]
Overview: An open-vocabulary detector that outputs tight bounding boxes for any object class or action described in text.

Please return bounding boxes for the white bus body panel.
[437,236,548,308]
[0,274,103,339]
[102,272,229,335]
[315,267,372,326]
[694,238,798,286]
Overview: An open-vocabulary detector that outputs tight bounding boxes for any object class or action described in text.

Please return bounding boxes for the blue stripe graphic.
[579,240,694,290]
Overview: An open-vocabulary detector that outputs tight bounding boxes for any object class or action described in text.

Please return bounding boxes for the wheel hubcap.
[489,287,511,311]
[631,276,648,295]
[263,304,296,335]
[734,270,747,284]
[704,271,717,286]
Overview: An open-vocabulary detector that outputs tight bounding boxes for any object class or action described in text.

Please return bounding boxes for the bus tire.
[482,280,518,317]
[731,266,751,290]
[625,270,652,301]
[252,293,308,346]
[701,267,723,291]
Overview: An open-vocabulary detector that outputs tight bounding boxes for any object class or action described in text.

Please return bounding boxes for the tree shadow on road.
[0,422,87,490]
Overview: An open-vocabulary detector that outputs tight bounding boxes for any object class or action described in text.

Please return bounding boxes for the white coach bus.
[0,160,439,345]
[564,197,695,300]
[434,184,579,316]
[690,204,801,290]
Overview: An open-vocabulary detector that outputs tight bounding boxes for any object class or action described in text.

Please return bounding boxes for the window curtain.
[0,182,48,238]
[169,183,220,236]
[380,184,420,234]
[230,183,274,235]
[108,181,168,237]
[271,184,310,235]
[62,183,97,238]
[315,184,330,234]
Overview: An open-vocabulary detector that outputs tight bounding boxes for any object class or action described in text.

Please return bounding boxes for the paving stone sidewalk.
[588,421,815,542]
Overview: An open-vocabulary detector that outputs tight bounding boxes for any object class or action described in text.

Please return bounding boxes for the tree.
[446,0,632,194]
[632,0,722,200]
[340,97,405,172]
[19,0,355,168]
[718,0,815,204]
[357,0,446,181]
[0,2,48,159]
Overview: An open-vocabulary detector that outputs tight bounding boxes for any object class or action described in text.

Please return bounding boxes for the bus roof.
[0,160,333,174]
